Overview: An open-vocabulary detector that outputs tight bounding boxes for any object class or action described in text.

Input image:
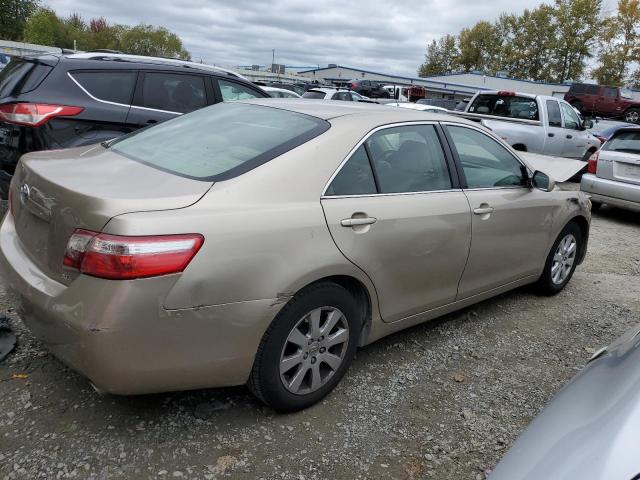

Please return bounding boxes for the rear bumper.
[0,213,281,394]
[580,173,640,211]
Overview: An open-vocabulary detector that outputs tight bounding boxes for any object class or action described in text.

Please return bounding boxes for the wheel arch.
[567,214,590,264]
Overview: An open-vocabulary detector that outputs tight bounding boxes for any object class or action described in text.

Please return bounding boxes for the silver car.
[581,127,640,212]
[0,100,591,412]
[490,322,640,480]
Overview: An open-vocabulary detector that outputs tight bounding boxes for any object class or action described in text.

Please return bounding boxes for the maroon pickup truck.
[564,83,640,123]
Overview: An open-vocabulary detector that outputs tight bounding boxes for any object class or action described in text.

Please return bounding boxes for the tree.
[457,21,502,73]
[22,7,66,47]
[552,0,603,82]
[592,0,640,85]
[118,24,190,59]
[0,0,39,41]
[62,13,89,50]
[418,35,458,77]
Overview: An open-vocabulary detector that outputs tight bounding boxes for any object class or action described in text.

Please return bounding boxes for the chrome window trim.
[67,72,183,116]
[321,120,448,197]
[439,121,533,189]
[321,188,463,200]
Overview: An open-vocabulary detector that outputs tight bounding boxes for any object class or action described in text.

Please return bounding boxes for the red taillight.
[63,230,204,280]
[0,103,84,127]
[587,151,599,174]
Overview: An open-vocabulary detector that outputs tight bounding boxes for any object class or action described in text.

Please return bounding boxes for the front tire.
[248,282,360,412]
[535,222,583,295]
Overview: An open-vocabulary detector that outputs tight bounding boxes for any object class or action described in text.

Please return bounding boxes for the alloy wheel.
[279,306,349,395]
[625,111,640,123]
[551,234,577,285]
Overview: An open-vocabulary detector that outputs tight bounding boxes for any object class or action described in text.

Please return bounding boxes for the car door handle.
[340,217,377,227]
[566,134,573,139]
[548,132,555,137]
[473,206,494,215]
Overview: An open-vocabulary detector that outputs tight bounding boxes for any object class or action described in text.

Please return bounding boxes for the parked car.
[564,83,640,123]
[417,98,458,110]
[461,91,600,160]
[262,86,301,98]
[581,126,640,212]
[0,52,269,198]
[588,119,635,143]
[490,321,640,480]
[0,100,591,412]
[348,79,390,98]
[301,88,376,103]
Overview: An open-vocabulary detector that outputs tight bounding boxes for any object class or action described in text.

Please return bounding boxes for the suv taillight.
[63,229,204,280]
[0,103,84,127]
[587,151,599,174]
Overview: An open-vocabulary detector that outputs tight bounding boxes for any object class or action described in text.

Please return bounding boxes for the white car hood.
[519,151,586,182]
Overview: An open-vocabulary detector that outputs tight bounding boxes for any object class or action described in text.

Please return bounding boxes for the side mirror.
[583,119,594,129]
[532,171,555,192]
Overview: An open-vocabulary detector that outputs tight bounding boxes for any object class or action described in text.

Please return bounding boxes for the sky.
[44,0,615,77]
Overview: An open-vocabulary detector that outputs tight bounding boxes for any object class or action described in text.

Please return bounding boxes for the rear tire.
[248,282,360,413]
[624,108,640,123]
[535,222,583,296]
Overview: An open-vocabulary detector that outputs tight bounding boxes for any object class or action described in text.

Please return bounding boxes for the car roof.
[240,98,476,124]
[61,52,248,80]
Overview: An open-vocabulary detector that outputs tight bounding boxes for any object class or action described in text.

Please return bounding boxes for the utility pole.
[73,39,77,51]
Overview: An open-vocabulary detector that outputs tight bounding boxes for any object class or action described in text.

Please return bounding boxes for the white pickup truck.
[458,91,600,161]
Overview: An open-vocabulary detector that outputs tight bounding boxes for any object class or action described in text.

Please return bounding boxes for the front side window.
[560,102,580,130]
[604,87,618,98]
[218,79,261,101]
[109,102,329,181]
[365,125,451,193]
[140,73,206,113]
[325,146,376,196]
[468,94,540,121]
[447,125,525,188]
[72,71,137,105]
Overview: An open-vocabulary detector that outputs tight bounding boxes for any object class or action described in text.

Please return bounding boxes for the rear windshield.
[109,102,330,181]
[302,90,326,99]
[603,130,640,154]
[0,59,53,98]
[468,94,539,121]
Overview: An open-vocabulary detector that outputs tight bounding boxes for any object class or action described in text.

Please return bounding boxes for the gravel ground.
[1,197,639,480]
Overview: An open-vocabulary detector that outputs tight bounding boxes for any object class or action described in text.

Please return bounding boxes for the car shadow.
[593,205,640,226]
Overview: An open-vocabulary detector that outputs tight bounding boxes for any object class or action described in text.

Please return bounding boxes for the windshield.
[109,102,329,181]
[621,88,633,99]
[603,130,640,154]
[468,94,540,121]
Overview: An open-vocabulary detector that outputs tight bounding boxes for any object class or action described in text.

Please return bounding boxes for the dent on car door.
[444,124,556,298]
[321,124,471,323]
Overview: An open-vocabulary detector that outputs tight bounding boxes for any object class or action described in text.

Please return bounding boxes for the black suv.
[0,52,269,197]
[348,79,390,99]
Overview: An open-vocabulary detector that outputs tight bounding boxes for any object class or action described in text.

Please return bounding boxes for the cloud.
[45,0,551,76]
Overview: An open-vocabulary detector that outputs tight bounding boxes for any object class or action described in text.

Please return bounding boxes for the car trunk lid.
[10,144,212,285]
[598,150,640,186]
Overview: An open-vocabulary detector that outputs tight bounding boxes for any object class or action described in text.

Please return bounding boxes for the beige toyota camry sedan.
[0,100,591,412]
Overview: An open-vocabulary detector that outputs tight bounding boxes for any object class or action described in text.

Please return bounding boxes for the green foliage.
[0,0,39,41]
[17,6,191,60]
[418,0,609,84]
[418,35,458,77]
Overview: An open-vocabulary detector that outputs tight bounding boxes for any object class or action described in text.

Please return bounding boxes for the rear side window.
[569,84,586,94]
[302,90,326,99]
[332,92,352,101]
[468,94,539,121]
[140,73,207,113]
[0,59,53,98]
[71,71,136,105]
[325,146,377,196]
[547,100,562,127]
[109,102,329,181]
[586,85,600,95]
[218,79,262,101]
